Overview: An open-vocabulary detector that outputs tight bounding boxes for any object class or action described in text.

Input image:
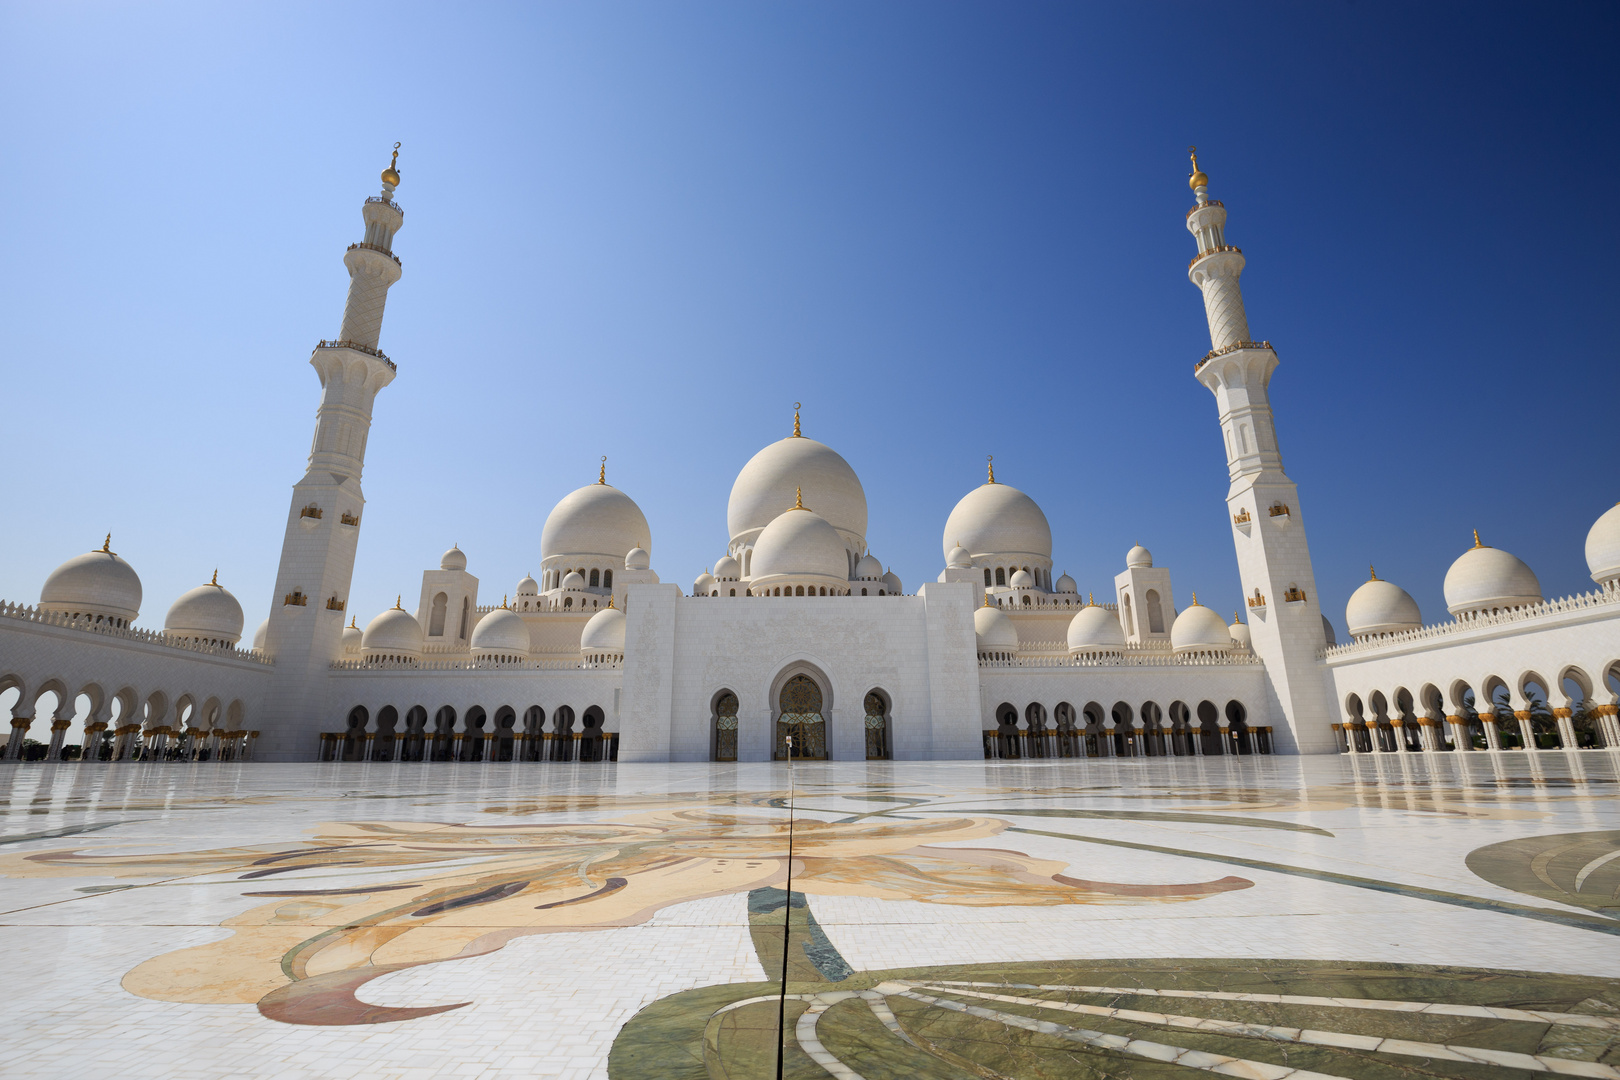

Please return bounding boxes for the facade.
[4,150,1619,764]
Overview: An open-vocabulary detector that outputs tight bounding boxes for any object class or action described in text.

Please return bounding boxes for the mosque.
[4,149,1619,764]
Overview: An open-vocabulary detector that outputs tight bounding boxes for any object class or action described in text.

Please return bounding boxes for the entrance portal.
[776,675,827,760]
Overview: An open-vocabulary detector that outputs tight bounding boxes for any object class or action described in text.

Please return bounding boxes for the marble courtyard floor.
[2,755,1619,1079]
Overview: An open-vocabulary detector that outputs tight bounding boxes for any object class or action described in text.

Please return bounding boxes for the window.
[458,596,470,639]
[428,592,448,636]
[795,585,805,596]
[983,568,992,586]
[589,569,600,588]
[1146,589,1165,634]
[995,568,1006,586]
[1122,593,1135,635]
[603,570,612,589]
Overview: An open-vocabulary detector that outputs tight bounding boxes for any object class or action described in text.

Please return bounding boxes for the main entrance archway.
[776,674,827,760]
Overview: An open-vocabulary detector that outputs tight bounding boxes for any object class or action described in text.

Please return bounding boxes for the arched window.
[864,691,890,760]
[564,596,572,609]
[983,568,992,586]
[1145,589,1165,634]
[861,588,868,596]
[428,592,448,636]
[713,692,739,762]
[603,569,612,589]
[795,585,804,596]
[777,675,826,760]
[729,588,736,596]
[995,568,1006,587]
[589,569,600,588]
[458,596,470,639]
[1121,593,1135,635]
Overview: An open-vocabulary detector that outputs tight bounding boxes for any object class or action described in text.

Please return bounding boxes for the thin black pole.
[776,735,796,1080]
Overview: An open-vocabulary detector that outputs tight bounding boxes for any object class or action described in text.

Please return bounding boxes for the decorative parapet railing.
[1188,244,1242,269]
[346,241,401,267]
[365,195,401,213]
[1195,339,1273,371]
[981,647,1260,669]
[313,339,396,372]
[0,601,273,665]
[1185,199,1224,218]
[331,657,618,672]
[1322,584,1620,661]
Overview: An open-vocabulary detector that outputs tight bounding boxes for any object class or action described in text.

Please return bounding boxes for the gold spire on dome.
[598,456,607,485]
[501,594,509,609]
[381,142,401,187]
[210,569,219,586]
[1233,611,1241,623]
[607,594,615,609]
[349,616,358,629]
[987,455,996,484]
[793,486,807,511]
[1473,529,1485,548]
[101,533,112,553]
[394,595,403,609]
[792,402,802,438]
[1187,145,1208,191]
[1088,592,1095,606]
[1369,565,1378,581]
[983,593,992,608]
[1191,591,1199,606]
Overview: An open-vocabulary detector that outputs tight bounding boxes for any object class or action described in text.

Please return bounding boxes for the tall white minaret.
[1185,149,1336,754]
[258,146,405,760]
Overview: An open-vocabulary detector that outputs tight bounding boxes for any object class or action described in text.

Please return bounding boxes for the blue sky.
[2,1,1616,641]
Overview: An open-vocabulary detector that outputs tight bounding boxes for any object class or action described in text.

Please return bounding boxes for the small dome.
[946,543,972,569]
[1055,573,1077,594]
[942,482,1052,564]
[729,435,868,548]
[693,571,716,595]
[252,618,269,652]
[440,545,467,572]
[580,604,627,655]
[1067,605,1124,652]
[882,570,902,594]
[714,555,741,580]
[1585,503,1620,586]
[1126,544,1153,569]
[163,575,245,644]
[40,542,142,623]
[1443,533,1540,615]
[341,619,363,655]
[542,483,652,563]
[470,606,530,656]
[1345,570,1422,637]
[974,603,1018,654]
[1009,569,1034,589]
[516,574,539,596]
[856,553,883,580]
[361,603,424,657]
[561,570,586,591]
[1228,614,1251,650]
[625,546,651,571]
[751,506,850,585]
[1171,599,1231,653]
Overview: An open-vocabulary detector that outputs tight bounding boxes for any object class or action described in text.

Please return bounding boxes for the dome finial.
[501,594,509,609]
[1187,145,1208,191]
[987,455,995,484]
[1233,610,1242,624]
[607,593,615,609]
[1369,564,1378,581]
[102,533,112,553]
[598,455,607,485]
[1473,529,1484,548]
[349,616,358,629]
[792,402,802,438]
[394,595,403,610]
[983,592,992,608]
[210,568,219,586]
[381,142,401,188]
[1191,591,1199,606]
[793,486,805,510]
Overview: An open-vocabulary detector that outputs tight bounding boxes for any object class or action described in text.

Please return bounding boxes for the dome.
[1345,569,1422,637]
[1126,544,1153,569]
[1055,573,1077,594]
[942,483,1052,563]
[516,574,539,596]
[580,604,627,655]
[1009,569,1034,589]
[974,604,1018,654]
[1443,533,1541,615]
[694,571,716,596]
[714,555,741,581]
[440,545,467,572]
[1067,605,1124,652]
[882,570,902,595]
[946,543,972,569]
[362,603,424,657]
[750,507,850,585]
[1229,614,1251,650]
[625,546,651,571]
[1171,599,1231,653]
[729,435,867,547]
[163,575,245,644]
[856,553,883,580]
[470,606,531,656]
[541,483,652,562]
[341,618,363,655]
[561,570,585,591]
[1585,502,1620,586]
[40,541,142,623]
[252,618,269,652]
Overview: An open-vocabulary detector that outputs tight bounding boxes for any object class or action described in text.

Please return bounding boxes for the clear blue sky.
[2,1,1616,640]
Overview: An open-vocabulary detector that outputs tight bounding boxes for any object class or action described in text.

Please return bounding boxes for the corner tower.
[1185,150,1335,753]
[259,146,405,760]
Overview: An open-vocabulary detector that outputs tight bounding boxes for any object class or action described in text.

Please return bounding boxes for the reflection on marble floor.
[1,755,1618,1078]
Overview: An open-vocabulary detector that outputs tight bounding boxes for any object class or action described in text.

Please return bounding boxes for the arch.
[428,592,448,636]
[402,705,428,761]
[550,705,576,762]
[983,568,992,587]
[1022,701,1048,758]
[341,705,369,761]
[491,705,517,762]
[462,706,488,762]
[776,672,827,760]
[862,690,890,761]
[431,705,457,761]
[1224,700,1250,754]
[1518,675,1559,749]
[1196,699,1221,755]
[589,569,600,588]
[995,567,1006,587]
[371,705,398,761]
[712,689,739,762]
[579,705,606,762]
[1140,700,1164,756]
[1121,593,1135,636]
[1392,687,1419,751]
[458,596,470,639]
[1052,701,1079,758]
[1168,700,1192,755]
[1110,701,1136,757]
[522,705,545,762]
[1145,590,1165,634]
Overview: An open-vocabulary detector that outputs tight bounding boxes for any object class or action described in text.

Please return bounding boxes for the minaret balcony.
[313,340,396,372]
[1188,244,1243,270]
[1185,199,1224,219]
[1194,339,1273,372]
[346,242,402,267]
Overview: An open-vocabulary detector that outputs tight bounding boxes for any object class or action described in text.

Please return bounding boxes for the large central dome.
[541,483,651,561]
[942,482,1052,562]
[727,435,867,547]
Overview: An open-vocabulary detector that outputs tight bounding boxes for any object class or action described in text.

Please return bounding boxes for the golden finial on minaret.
[1188,145,1207,191]
[792,402,802,438]
[987,455,996,484]
[382,142,401,187]
[102,533,112,553]
[1472,529,1484,548]
[598,456,607,485]
[1369,565,1378,581]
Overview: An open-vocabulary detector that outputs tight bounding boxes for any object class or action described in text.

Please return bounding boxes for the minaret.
[1185,149,1336,754]
[258,146,405,760]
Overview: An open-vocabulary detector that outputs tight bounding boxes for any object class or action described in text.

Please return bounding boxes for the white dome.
[974,604,1018,654]
[946,544,972,569]
[1126,544,1153,568]
[163,577,244,644]
[1067,605,1124,651]
[561,570,586,591]
[942,483,1052,563]
[252,618,269,652]
[714,555,741,580]
[362,604,424,657]
[516,574,539,596]
[881,570,902,594]
[1228,615,1251,650]
[693,572,716,595]
[341,620,363,655]
[1055,573,1077,594]
[1443,535,1541,615]
[470,606,531,655]
[1009,569,1034,589]
[856,553,883,580]
[729,435,867,547]
[541,483,651,562]
[750,508,850,585]
[625,546,651,571]
[1585,503,1620,586]
[1171,601,1231,653]
[580,605,627,654]
[440,545,467,571]
[40,544,142,623]
[1345,572,1422,637]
